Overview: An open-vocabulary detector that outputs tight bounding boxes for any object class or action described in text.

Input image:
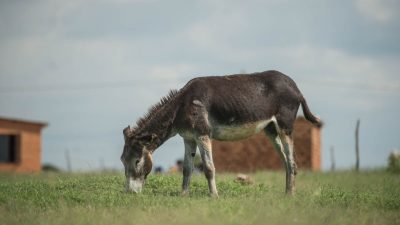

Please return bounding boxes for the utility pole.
[330,146,335,172]
[99,158,105,171]
[355,119,360,171]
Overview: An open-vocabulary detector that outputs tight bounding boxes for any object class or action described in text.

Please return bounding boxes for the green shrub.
[388,150,400,173]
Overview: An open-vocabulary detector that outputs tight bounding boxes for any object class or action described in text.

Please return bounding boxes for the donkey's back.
[176,70,311,138]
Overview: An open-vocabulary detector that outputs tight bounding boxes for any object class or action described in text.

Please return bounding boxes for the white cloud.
[253,45,400,92]
[355,0,399,23]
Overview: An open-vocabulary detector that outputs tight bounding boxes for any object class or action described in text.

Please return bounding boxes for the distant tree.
[42,163,60,172]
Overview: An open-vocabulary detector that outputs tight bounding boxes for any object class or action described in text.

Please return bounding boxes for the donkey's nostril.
[135,160,140,166]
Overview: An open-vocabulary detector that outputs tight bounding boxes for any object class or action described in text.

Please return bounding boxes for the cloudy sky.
[0,0,399,171]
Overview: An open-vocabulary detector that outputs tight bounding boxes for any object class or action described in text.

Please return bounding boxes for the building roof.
[0,116,48,128]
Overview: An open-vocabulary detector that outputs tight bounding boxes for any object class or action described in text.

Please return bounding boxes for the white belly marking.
[212,117,276,141]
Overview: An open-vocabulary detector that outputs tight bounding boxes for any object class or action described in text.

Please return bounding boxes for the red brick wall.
[212,117,321,172]
[0,119,45,173]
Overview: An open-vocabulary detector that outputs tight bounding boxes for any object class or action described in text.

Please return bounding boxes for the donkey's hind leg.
[196,135,218,198]
[279,132,296,195]
[264,122,296,195]
[182,139,197,196]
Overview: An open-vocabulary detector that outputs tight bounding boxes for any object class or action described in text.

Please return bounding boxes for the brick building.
[0,117,47,173]
[212,117,321,172]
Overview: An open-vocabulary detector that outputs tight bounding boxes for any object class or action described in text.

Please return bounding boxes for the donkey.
[121,70,321,196]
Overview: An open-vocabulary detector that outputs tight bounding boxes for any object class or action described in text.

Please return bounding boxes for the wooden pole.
[65,149,72,172]
[99,158,105,171]
[330,146,335,172]
[355,119,360,171]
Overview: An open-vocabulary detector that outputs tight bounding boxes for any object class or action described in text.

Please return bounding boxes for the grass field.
[0,170,399,225]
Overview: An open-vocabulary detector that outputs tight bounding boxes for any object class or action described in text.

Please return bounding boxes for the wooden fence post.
[355,119,360,171]
[330,146,335,172]
[65,149,72,172]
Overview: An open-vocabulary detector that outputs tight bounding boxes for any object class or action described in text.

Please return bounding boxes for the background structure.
[212,117,321,172]
[0,117,47,173]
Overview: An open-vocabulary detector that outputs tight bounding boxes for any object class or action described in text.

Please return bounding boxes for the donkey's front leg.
[196,135,218,197]
[182,139,197,196]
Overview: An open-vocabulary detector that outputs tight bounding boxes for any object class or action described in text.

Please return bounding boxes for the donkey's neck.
[141,105,178,148]
[134,90,180,150]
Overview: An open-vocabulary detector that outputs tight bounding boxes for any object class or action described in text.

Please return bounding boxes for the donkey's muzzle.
[125,178,144,193]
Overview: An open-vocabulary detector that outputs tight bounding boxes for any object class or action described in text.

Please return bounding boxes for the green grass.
[0,170,399,225]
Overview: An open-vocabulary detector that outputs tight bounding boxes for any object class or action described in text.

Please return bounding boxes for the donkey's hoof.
[285,189,295,196]
[209,193,219,198]
[181,191,190,197]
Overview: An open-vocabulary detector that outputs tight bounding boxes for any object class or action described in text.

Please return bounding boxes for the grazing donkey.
[121,70,321,196]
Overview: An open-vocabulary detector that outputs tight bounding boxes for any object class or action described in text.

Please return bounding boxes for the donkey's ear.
[123,126,132,141]
[138,133,158,145]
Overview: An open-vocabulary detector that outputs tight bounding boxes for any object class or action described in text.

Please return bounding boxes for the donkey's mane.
[133,89,180,133]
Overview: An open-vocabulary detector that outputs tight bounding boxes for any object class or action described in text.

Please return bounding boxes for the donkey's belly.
[211,118,275,141]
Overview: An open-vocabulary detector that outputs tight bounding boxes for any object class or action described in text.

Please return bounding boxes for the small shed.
[0,117,47,173]
[212,117,321,172]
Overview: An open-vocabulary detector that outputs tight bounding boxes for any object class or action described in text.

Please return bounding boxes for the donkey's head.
[121,126,157,193]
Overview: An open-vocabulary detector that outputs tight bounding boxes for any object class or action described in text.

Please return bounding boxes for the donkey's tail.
[300,96,323,127]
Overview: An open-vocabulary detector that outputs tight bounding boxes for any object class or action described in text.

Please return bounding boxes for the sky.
[0,0,399,171]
